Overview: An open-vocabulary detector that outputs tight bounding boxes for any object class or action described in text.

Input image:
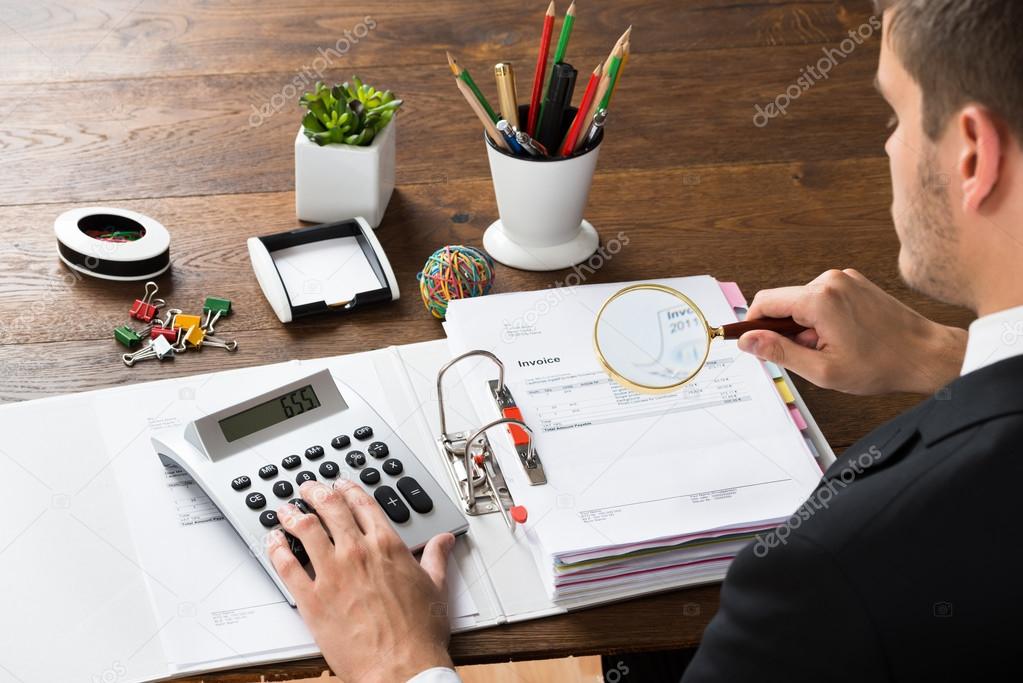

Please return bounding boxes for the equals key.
[396,476,433,514]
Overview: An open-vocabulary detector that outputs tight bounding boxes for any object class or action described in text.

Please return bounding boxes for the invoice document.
[444,276,823,598]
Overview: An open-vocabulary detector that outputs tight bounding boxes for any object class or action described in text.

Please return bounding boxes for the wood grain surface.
[0,0,974,679]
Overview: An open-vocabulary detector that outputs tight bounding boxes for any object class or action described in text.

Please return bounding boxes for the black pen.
[535,62,577,152]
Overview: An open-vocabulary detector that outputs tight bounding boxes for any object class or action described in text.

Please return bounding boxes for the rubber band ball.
[417,245,495,319]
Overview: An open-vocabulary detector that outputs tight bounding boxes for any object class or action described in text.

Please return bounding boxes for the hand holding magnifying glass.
[593,284,807,393]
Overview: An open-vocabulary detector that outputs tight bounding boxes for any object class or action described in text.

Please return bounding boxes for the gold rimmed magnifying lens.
[593,283,807,394]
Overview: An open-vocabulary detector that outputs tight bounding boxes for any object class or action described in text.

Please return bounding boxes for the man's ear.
[957,105,1003,213]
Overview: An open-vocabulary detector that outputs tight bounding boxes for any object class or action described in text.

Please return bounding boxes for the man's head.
[875,0,1023,315]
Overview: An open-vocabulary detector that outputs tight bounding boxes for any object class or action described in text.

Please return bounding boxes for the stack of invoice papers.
[443,275,825,603]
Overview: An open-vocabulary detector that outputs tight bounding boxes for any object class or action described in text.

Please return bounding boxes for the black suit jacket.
[682,355,1023,682]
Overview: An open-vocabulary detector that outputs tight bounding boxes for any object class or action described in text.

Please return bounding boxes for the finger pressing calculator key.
[152,369,468,607]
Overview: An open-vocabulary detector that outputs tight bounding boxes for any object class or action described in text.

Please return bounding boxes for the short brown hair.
[874,0,1023,142]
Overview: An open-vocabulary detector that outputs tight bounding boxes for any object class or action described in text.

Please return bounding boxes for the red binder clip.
[129,281,165,323]
[150,326,178,343]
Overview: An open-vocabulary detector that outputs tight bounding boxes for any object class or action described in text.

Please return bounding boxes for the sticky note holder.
[247,218,399,323]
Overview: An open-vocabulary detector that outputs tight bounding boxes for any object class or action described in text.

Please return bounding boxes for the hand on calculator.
[269,479,457,682]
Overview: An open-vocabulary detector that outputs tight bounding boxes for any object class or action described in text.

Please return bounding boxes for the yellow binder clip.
[172,313,206,347]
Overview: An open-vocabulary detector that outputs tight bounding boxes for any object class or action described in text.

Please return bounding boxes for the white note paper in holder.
[247,217,399,323]
[483,114,602,272]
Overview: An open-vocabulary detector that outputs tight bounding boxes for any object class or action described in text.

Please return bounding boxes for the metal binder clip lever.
[464,418,532,530]
[436,350,546,526]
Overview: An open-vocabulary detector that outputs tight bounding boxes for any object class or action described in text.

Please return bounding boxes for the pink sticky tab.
[789,404,808,431]
[719,281,747,309]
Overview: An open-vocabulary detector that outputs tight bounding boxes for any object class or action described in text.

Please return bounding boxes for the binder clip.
[122,334,175,367]
[114,325,142,348]
[202,296,231,334]
[171,313,205,348]
[146,308,176,342]
[129,281,165,323]
[436,350,544,530]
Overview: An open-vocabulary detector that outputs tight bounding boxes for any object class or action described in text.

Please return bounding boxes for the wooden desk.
[0,0,972,679]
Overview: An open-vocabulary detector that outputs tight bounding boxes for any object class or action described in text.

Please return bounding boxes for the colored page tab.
[719,281,748,310]
[774,377,795,403]
[788,404,808,430]
[764,361,784,379]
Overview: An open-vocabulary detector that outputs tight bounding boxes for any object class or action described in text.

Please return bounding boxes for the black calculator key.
[345,451,366,468]
[259,510,279,528]
[382,458,403,476]
[354,425,373,440]
[305,445,325,460]
[319,461,340,478]
[373,485,410,523]
[397,477,434,514]
[368,441,389,458]
[285,532,310,566]
[273,481,294,498]
[258,464,278,480]
[245,492,267,510]
[289,498,314,514]
[281,455,301,470]
[296,471,317,484]
[360,467,381,485]
[331,434,351,450]
[231,476,251,491]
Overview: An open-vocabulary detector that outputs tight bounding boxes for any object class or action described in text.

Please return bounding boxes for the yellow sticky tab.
[173,314,202,330]
[774,377,795,404]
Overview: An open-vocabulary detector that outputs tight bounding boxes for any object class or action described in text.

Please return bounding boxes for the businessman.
[266,0,1023,680]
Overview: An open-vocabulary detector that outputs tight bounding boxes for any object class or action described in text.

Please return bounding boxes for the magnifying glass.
[593,283,807,394]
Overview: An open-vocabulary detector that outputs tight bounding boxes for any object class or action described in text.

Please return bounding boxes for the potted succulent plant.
[294,78,403,227]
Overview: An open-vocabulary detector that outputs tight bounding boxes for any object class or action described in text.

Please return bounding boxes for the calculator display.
[219,385,321,442]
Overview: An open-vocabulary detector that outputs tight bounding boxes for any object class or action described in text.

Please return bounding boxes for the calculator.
[151,369,469,606]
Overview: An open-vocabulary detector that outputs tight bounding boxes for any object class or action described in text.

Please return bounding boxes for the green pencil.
[447,51,499,123]
[540,1,576,124]
[598,47,622,110]
[552,0,576,64]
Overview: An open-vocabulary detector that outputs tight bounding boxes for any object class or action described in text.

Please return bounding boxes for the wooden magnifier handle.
[717,317,808,340]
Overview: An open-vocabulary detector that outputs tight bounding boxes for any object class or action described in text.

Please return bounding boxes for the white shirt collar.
[961,304,1023,375]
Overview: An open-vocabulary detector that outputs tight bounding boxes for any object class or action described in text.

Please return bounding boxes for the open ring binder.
[435,350,546,530]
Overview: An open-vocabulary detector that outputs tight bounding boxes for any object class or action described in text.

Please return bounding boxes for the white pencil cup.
[483,107,601,271]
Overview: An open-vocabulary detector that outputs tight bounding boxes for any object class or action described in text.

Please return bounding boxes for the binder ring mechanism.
[436,350,547,532]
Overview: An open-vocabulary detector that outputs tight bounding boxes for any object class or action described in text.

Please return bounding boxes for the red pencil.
[527,1,556,136]
[559,62,601,156]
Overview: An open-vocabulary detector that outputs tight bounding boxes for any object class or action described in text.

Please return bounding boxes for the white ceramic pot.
[294,118,396,228]
[483,127,601,271]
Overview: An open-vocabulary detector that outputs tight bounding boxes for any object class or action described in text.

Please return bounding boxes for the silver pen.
[515,130,549,157]
[580,108,608,151]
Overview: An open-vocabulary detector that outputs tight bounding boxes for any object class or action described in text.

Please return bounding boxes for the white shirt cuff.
[406,667,462,683]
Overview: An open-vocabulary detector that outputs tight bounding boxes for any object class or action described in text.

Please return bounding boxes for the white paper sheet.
[272,237,382,307]
[97,355,477,672]
[0,350,477,682]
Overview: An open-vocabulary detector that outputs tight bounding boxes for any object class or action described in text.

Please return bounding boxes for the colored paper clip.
[129,281,166,323]
[202,296,232,333]
[114,325,142,348]
[150,325,178,343]
[435,350,544,530]
[122,335,175,367]
[172,313,206,347]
